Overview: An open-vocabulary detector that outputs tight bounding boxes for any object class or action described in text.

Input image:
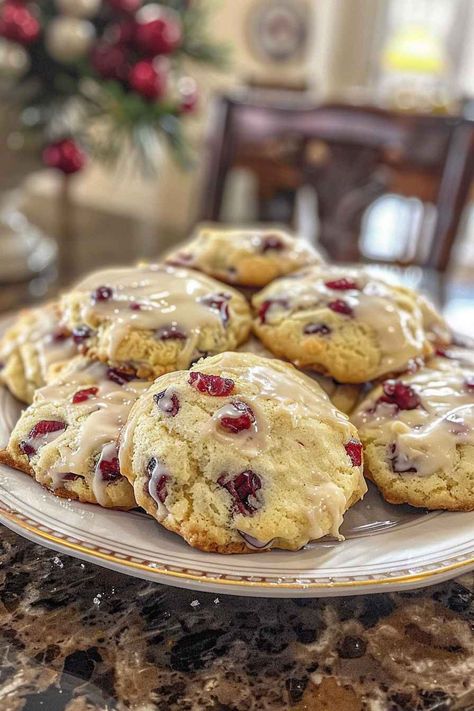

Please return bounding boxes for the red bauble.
[134,9,182,55]
[106,0,142,14]
[129,59,167,100]
[91,42,129,81]
[0,2,40,45]
[43,139,86,175]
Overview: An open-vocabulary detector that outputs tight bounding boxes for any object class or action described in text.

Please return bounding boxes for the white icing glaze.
[36,359,149,498]
[206,399,268,455]
[147,457,169,520]
[305,482,347,540]
[257,266,427,378]
[352,367,474,477]
[65,265,236,367]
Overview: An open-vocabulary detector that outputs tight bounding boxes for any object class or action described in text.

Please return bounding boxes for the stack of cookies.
[1,225,472,554]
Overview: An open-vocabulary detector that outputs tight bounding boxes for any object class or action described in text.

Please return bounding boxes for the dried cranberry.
[464,376,474,391]
[99,455,121,482]
[72,326,92,344]
[200,293,230,326]
[62,473,82,482]
[107,367,136,385]
[72,387,99,404]
[379,380,421,410]
[29,420,67,438]
[328,299,353,316]
[257,298,288,324]
[304,323,331,335]
[345,440,362,467]
[219,401,255,433]
[325,278,358,290]
[52,327,70,342]
[435,346,451,358]
[154,390,180,417]
[189,372,234,396]
[19,441,36,457]
[388,443,417,473]
[147,457,168,503]
[130,302,143,311]
[92,285,113,302]
[156,324,187,340]
[261,235,284,252]
[218,470,262,515]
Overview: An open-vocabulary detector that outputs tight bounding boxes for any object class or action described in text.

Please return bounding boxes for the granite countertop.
[0,527,473,710]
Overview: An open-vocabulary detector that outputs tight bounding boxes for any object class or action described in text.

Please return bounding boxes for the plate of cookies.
[0,225,473,597]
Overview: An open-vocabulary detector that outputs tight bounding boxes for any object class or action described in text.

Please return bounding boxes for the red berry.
[107,367,136,385]
[98,448,121,481]
[154,390,180,417]
[218,470,262,515]
[0,3,40,44]
[178,78,198,114]
[92,285,113,303]
[261,235,284,253]
[345,440,362,467]
[189,372,235,397]
[379,380,421,410]
[72,325,92,344]
[52,327,70,342]
[156,324,187,340]
[90,42,129,81]
[19,441,36,457]
[304,323,331,335]
[134,11,182,55]
[328,299,353,316]
[43,139,86,176]
[29,420,67,438]
[219,401,255,434]
[257,298,288,324]
[200,293,230,326]
[147,457,168,503]
[325,278,358,290]
[129,59,167,100]
[130,302,143,311]
[465,376,474,391]
[72,387,99,404]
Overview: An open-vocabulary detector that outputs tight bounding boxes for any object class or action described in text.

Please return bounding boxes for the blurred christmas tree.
[0,0,226,175]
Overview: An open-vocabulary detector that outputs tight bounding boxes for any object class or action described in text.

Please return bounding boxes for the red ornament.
[106,0,142,14]
[91,42,129,81]
[43,139,86,175]
[134,8,182,55]
[0,2,40,45]
[129,59,167,100]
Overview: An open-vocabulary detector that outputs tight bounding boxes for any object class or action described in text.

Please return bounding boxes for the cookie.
[429,344,474,371]
[0,302,76,403]
[0,357,151,508]
[60,264,251,379]
[252,266,434,383]
[165,225,323,288]
[238,335,363,415]
[120,352,366,553]
[351,364,474,510]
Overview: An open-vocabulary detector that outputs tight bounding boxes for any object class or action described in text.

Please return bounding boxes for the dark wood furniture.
[199,93,474,271]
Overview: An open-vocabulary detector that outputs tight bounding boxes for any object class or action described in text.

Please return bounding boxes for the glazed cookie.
[351,364,474,510]
[0,302,76,403]
[120,352,366,553]
[60,264,251,378]
[429,343,474,371]
[252,266,434,383]
[238,336,363,415]
[165,225,323,288]
[0,357,151,508]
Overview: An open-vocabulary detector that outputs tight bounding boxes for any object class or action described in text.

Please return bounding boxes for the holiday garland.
[0,0,225,174]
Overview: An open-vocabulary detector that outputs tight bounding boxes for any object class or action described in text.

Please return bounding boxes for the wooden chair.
[198,93,474,272]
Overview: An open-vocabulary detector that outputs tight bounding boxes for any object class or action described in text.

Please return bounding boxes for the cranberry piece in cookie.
[156,324,187,341]
[107,367,136,386]
[92,285,113,303]
[257,298,288,324]
[189,372,235,396]
[345,440,363,467]
[154,389,180,417]
[218,470,262,515]
[199,293,230,326]
[260,235,284,252]
[304,323,331,335]
[325,278,358,290]
[72,325,92,344]
[147,457,169,504]
[72,387,99,404]
[219,401,255,433]
[328,299,353,316]
[379,380,421,410]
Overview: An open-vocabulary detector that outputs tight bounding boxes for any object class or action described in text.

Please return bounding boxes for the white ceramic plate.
[1,385,474,597]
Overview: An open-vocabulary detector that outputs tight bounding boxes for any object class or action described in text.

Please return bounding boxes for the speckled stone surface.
[0,525,473,711]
